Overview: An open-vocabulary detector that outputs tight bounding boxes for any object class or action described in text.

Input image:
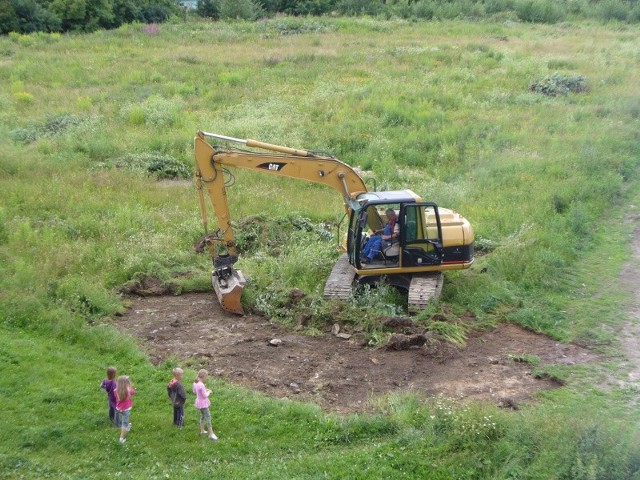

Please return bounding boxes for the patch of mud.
[114,293,597,413]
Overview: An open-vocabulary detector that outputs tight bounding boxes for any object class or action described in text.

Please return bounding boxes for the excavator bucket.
[212,268,247,315]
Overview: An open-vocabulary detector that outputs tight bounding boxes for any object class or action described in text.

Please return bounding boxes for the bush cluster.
[0,0,180,34]
[529,73,589,97]
[97,152,191,179]
[4,0,640,33]
[9,113,85,144]
[191,0,640,23]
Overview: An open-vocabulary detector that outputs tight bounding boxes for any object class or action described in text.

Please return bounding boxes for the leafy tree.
[0,0,19,33]
[219,0,263,20]
[141,0,179,22]
[112,0,142,25]
[196,0,220,19]
[10,0,62,32]
[85,0,116,30]
[50,0,88,31]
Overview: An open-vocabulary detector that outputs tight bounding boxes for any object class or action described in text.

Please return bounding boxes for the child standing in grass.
[100,366,119,427]
[167,367,186,427]
[115,375,135,444]
[193,369,217,441]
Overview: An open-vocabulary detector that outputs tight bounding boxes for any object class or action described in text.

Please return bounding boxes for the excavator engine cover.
[212,268,246,315]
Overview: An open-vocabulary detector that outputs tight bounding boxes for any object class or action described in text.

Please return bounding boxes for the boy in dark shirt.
[167,367,187,427]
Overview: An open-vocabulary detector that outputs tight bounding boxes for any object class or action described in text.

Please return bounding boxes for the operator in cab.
[360,208,400,264]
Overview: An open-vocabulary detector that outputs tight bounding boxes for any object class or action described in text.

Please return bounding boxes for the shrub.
[219,0,263,20]
[515,0,566,23]
[595,0,631,22]
[485,0,516,15]
[9,113,84,144]
[529,73,588,97]
[412,0,435,19]
[97,152,191,179]
[336,0,385,16]
[291,0,335,15]
[196,0,220,19]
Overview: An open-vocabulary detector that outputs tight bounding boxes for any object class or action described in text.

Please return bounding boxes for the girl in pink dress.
[115,375,135,444]
[193,369,217,441]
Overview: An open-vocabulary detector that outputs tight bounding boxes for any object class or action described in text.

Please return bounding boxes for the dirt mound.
[114,293,598,413]
[119,275,178,296]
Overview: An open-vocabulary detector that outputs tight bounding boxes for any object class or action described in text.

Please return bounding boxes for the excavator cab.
[346,191,446,271]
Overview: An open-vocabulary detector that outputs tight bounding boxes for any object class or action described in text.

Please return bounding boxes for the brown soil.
[114,292,598,414]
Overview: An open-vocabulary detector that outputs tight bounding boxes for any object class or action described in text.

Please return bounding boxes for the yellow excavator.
[194,131,474,315]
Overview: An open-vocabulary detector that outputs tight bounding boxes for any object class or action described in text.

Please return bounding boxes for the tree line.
[206,0,640,23]
[0,0,180,34]
[2,0,640,35]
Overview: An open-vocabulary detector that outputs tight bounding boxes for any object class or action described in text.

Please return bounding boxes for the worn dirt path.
[619,211,640,384]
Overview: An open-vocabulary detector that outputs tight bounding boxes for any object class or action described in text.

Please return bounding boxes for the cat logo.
[257,162,286,172]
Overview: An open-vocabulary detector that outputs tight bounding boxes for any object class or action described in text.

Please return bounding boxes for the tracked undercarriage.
[323,254,444,311]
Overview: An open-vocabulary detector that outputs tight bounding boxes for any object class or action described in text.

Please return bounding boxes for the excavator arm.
[194,131,368,314]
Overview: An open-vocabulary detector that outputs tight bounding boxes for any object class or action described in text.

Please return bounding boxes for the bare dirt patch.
[114,293,597,413]
[619,211,640,384]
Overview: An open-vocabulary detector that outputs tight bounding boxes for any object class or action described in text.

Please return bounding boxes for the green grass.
[2,326,639,479]
[1,16,640,478]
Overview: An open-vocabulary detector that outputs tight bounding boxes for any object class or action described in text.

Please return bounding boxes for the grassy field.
[1,16,640,478]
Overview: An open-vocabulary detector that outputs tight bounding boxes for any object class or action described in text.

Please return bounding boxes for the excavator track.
[323,253,356,301]
[408,272,443,313]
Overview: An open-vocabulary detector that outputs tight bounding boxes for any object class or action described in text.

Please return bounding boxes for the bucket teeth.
[212,269,246,315]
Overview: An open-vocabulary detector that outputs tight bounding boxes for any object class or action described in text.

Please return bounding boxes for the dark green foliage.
[0,0,178,33]
[336,0,385,16]
[219,0,263,20]
[4,0,640,33]
[596,0,632,22]
[0,0,18,33]
[530,73,589,97]
[99,152,191,179]
[141,0,177,23]
[10,114,84,144]
[515,0,567,23]
[259,0,337,15]
[484,0,516,14]
[290,0,336,15]
[112,0,142,24]
[196,0,220,19]
[3,0,62,33]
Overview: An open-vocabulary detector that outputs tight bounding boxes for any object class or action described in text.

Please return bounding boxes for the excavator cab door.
[400,203,443,267]
[347,207,367,266]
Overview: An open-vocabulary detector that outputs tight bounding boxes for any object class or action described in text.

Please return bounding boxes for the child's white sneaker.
[126,423,132,432]
[209,433,218,441]
[119,438,126,444]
